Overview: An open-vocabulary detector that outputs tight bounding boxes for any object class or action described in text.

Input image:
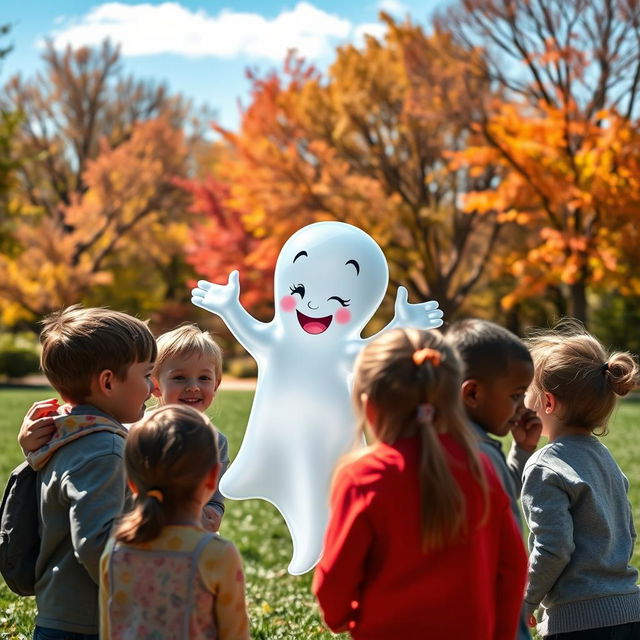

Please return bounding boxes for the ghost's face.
[274,222,388,340]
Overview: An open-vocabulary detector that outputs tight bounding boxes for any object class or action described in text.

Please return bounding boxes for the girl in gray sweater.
[521,321,640,639]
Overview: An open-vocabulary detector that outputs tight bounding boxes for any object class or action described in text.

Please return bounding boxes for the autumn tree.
[0,118,193,322]
[439,0,640,323]
[0,23,20,256]
[0,40,204,324]
[180,175,276,314]
[205,15,504,318]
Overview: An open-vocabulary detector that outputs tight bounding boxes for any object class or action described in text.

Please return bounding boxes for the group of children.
[12,304,640,640]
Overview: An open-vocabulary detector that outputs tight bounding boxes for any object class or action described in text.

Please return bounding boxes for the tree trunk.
[568,280,588,326]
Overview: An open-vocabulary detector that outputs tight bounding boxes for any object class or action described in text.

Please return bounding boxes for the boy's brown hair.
[154,324,223,384]
[40,305,157,403]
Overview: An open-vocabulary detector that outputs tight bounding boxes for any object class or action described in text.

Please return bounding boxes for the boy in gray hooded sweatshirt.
[18,305,156,639]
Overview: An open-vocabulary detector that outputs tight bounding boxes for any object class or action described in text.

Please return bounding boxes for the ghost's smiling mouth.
[296,310,333,334]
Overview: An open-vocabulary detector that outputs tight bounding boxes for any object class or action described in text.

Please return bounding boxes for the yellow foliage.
[1,118,191,322]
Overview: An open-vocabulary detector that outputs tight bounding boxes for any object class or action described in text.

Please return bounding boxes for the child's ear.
[543,392,557,415]
[205,463,221,490]
[97,369,115,394]
[461,379,479,408]
[361,393,378,426]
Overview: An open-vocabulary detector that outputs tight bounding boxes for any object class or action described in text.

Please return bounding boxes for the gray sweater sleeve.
[624,475,637,558]
[506,442,533,495]
[62,452,126,585]
[207,431,230,516]
[521,462,575,615]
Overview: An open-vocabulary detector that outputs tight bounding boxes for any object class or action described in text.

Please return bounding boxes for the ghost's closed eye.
[290,284,305,298]
[328,296,350,307]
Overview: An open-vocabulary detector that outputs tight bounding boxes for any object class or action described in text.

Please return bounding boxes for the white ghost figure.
[191,221,443,574]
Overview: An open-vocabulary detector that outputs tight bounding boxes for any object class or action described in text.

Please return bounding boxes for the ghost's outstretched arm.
[191,271,271,356]
[367,286,443,343]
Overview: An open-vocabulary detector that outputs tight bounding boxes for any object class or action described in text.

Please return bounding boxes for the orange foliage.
[192,16,500,318]
[454,103,640,309]
[180,176,275,311]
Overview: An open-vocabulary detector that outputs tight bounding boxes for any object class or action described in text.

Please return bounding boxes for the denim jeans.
[545,621,640,640]
[33,626,98,640]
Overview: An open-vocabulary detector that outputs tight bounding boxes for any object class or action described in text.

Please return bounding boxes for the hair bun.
[606,352,639,397]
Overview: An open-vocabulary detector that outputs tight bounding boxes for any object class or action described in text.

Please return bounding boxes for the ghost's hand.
[191,271,241,314]
[393,286,443,330]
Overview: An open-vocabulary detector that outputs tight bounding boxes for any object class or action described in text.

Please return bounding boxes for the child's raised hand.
[511,408,543,453]
[201,505,222,533]
[18,398,62,455]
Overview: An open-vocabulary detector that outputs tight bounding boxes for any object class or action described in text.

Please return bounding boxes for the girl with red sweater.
[313,328,528,640]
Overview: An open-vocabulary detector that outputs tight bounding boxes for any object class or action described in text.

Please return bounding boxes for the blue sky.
[2,1,447,130]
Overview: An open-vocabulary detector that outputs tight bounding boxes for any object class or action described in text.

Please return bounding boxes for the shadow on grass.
[0,383,51,391]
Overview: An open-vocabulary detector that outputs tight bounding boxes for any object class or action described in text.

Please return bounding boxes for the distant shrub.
[0,347,40,378]
[226,356,258,379]
[0,332,41,379]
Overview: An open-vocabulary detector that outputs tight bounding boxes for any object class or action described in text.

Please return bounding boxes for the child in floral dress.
[99,405,250,640]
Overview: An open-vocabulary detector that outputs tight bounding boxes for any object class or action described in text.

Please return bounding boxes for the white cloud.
[377,0,409,16]
[46,1,357,61]
[353,22,388,47]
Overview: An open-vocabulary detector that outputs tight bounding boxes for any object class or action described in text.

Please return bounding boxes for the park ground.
[1,387,639,639]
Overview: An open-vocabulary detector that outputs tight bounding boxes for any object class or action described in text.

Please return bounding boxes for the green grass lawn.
[1,387,639,639]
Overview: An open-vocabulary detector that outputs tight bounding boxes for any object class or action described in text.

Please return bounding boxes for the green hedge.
[0,332,41,378]
[0,347,40,378]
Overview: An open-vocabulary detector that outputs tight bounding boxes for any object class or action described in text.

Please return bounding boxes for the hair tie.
[601,362,609,372]
[146,488,164,503]
[412,348,442,367]
[417,403,435,424]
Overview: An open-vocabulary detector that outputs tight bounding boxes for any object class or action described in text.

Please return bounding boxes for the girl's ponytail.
[528,323,639,433]
[416,406,465,549]
[115,489,167,545]
[606,352,639,397]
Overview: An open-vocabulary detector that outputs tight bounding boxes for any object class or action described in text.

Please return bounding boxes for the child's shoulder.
[32,412,126,472]
[334,441,409,491]
[523,436,613,488]
[200,532,237,556]
[523,440,569,472]
[125,526,235,557]
[198,532,243,577]
[527,436,605,466]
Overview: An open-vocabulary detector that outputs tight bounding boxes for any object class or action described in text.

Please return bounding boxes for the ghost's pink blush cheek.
[335,308,351,324]
[280,296,297,312]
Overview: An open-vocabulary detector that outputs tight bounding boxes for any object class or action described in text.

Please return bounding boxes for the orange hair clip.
[412,347,442,367]
[146,489,164,503]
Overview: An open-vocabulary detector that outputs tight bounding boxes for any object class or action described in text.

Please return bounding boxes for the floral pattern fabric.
[100,526,249,640]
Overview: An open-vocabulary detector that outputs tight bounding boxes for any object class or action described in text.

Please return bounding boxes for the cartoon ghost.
[191,221,443,574]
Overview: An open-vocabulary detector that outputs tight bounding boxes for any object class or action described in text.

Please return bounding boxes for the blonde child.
[99,404,249,640]
[522,323,640,639]
[151,325,230,532]
[19,324,231,532]
[313,328,528,640]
